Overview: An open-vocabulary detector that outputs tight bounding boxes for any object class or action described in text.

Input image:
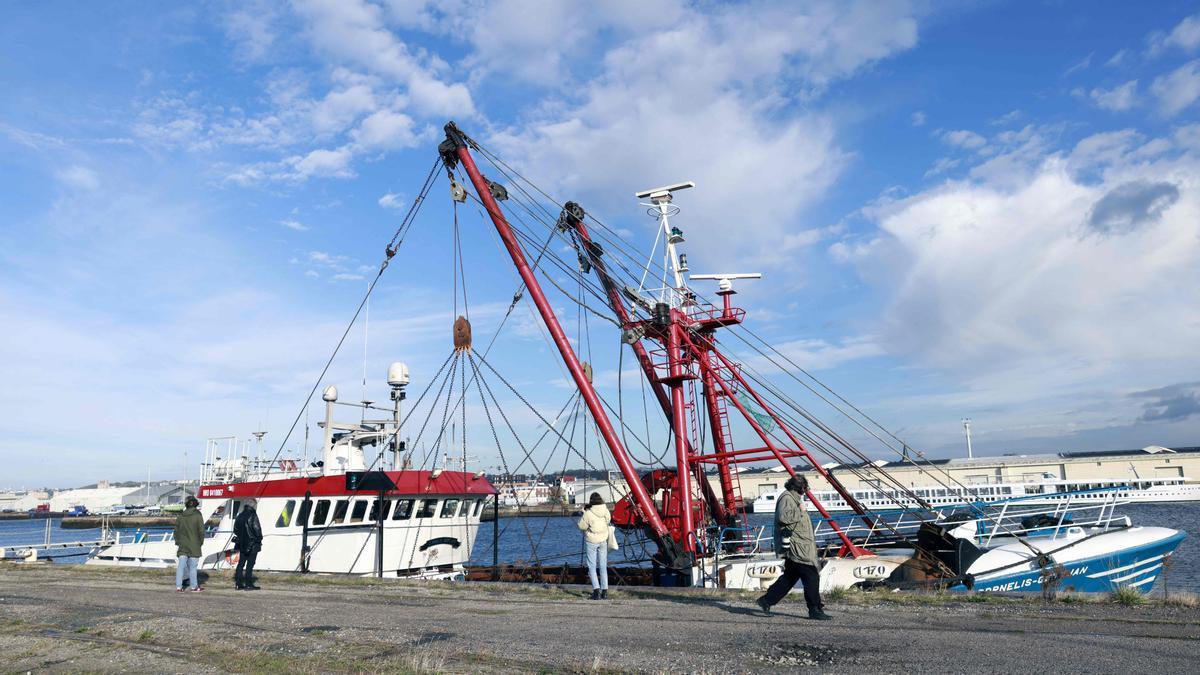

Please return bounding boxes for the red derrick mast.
[440,123,871,572]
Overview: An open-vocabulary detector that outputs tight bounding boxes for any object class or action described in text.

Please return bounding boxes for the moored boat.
[89,371,496,579]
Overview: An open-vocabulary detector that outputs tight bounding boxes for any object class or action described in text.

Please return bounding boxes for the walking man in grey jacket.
[756,475,831,620]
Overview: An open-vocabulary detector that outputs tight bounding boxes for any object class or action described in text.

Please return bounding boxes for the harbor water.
[3,503,1196,592]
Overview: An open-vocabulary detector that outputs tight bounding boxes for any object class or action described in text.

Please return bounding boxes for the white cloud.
[1147,13,1200,56]
[291,0,474,116]
[288,146,356,179]
[378,192,405,210]
[1063,52,1092,77]
[280,219,309,231]
[310,80,378,135]
[840,127,1200,433]
[940,129,987,150]
[911,111,927,127]
[988,110,1022,126]
[57,165,100,191]
[749,336,883,372]
[1089,80,1138,111]
[224,0,281,62]
[923,157,960,178]
[351,108,418,150]
[1151,59,1200,116]
[1104,49,1130,68]
[488,0,923,266]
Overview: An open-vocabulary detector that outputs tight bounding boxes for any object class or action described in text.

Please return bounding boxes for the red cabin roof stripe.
[197,470,497,500]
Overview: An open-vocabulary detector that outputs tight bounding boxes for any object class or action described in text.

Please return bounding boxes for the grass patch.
[1163,591,1199,608]
[136,629,155,642]
[72,625,91,633]
[824,586,850,602]
[1110,586,1146,607]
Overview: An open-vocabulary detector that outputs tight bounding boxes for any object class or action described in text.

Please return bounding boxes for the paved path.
[1,565,1198,673]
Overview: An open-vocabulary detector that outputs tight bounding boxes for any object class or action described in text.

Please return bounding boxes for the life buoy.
[224,550,240,566]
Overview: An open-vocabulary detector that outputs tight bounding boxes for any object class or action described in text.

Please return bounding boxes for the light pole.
[962,418,974,460]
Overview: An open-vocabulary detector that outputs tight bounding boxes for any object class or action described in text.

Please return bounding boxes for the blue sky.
[2,1,1199,488]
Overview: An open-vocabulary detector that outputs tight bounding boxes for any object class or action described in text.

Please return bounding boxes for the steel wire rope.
[465,353,549,575]
[464,192,620,328]
[472,353,631,501]
[297,350,458,573]
[616,345,671,467]
[210,159,441,558]
[470,352,645,582]
[731,345,1021,513]
[476,391,583,567]
[732,361,1043,557]
[300,348,458,569]
[469,148,939,511]
[465,137,1017,554]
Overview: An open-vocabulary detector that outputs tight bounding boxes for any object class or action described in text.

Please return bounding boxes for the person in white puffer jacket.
[577,492,611,600]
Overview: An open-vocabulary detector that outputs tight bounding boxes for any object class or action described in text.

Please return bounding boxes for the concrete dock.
[1,564,1197,673]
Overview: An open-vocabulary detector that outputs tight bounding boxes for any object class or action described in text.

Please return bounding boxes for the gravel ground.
[1,564,1197,673]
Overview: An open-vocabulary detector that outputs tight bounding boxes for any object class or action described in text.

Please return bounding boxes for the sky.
[2,0,1199,488]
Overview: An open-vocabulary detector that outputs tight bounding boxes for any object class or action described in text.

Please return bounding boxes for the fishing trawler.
[89,365,496,578]
[90,121,1185,595]
[426,123,1186,594]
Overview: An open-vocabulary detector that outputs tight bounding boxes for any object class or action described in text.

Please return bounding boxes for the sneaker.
[244,585,261,591]
[600,589,608,600]
[175,588,184,593]
[189,586,204,593]
[589,589,600,600]
[808,609,832,621]
[755,597,772,615]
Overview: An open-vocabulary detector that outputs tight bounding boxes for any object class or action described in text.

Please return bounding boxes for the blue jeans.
[176,556,199,589]
[585,540,608,590]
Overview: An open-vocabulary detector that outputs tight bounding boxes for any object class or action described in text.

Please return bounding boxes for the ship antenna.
[635,181,695,307]
[362,281,370,422]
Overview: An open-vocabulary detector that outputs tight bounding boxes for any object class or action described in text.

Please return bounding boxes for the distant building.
[49,487,141,512]
[121,483,197,507]
[0,492,20,511]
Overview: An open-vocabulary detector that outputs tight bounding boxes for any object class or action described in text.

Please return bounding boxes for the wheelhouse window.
[441,499,460,518]
[350,500,369,523]
[332,500,350,524]
[297,499,312,526]
[313,499,331,525]
[231,500,242,518]
[369,499,391,521]
[275,500,296,528]
[417,499,438,519]
[392,499,414,520]
[473,499,485,517]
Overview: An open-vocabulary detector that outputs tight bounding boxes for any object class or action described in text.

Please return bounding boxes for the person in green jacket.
[174,496,205,592]
[756,475,831,620]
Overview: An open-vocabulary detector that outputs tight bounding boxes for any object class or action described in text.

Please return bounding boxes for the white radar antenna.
[689,273,762,295]
[636,181,694,307]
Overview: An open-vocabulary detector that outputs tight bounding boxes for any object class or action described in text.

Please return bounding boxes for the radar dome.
[322,385,338,402]
[387,362,410,387]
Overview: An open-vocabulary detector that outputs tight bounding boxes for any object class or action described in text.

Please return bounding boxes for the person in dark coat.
[756,475,831,620]
[174,496,205,592]
[233,498,263,590]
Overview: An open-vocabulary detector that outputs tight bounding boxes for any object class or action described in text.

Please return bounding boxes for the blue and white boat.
[714,487,1186,595]
[938,490,1187,594]
[833,487,1186,594]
